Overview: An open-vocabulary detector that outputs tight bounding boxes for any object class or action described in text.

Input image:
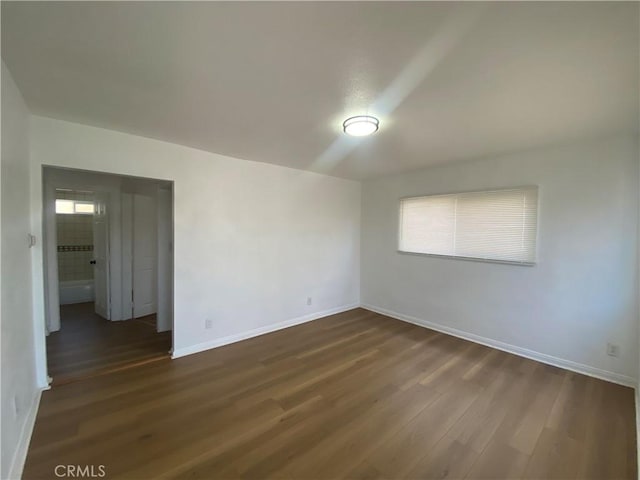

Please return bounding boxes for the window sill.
[396,250,536,267]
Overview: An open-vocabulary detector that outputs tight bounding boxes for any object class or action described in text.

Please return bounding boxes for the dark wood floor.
[47,302,172,385]
[27,308,635,479]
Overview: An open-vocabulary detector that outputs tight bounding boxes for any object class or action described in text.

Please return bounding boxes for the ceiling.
[2,2,638,180]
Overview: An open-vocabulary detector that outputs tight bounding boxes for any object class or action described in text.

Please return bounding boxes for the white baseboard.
[635,386,640,480]
[172,303,360,359]
[8,389,42,480]
[362,303,636,388]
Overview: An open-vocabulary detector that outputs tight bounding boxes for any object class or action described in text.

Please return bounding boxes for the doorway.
[43,167,174,385]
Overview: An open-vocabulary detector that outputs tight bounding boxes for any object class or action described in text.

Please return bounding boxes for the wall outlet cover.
[606,343,620,357]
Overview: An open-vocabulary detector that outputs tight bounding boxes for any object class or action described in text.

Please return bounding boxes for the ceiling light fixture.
[343,115,379,137]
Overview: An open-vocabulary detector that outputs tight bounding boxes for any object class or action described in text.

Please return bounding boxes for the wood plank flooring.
[47,302,172,385]
[26,308,636,479]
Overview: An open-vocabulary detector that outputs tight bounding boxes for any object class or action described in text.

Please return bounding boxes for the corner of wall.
[2,60,46,480]
[172,302,359,359]
[7,389,42,480]
[362,303,637,388]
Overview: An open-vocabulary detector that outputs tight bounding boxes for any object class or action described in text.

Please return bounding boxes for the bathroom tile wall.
[56,190,94,282]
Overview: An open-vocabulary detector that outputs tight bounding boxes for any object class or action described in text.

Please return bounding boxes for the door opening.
[43,167,174,385]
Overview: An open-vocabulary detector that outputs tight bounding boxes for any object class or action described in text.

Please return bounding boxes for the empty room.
[1,2,639,479]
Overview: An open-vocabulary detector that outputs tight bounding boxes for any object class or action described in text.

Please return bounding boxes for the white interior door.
[133,193,157,318]
[121,192,134,319]
[93,191,111,319]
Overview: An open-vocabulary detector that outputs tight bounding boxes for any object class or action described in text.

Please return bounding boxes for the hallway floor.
[46,302,172,385]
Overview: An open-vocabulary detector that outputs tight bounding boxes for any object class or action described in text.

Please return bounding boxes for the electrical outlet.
[307,297,312,306]
[606,343,620,357]
[205,318,213,329]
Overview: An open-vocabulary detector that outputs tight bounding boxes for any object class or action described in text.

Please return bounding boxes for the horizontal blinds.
[399,187,538,264]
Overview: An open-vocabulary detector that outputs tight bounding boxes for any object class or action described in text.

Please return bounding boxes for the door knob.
[90,260,97,265]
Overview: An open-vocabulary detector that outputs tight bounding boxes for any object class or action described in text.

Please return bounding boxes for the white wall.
[362,135,639,384]
[1,63,40,479]
[29,116,361,359]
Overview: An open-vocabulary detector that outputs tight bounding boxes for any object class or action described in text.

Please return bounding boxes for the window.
[399,187,538,265]
[55,199,95,215]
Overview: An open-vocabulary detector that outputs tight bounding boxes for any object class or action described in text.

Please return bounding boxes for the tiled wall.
[56,190,94,282]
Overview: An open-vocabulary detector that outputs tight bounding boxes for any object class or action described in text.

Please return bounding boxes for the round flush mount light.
[343,115,379,137]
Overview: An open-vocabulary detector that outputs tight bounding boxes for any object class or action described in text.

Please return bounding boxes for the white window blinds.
[399,187,538,264]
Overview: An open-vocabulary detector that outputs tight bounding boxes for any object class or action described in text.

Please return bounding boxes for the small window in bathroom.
[73,201,95,214]
[55,199,94,215]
